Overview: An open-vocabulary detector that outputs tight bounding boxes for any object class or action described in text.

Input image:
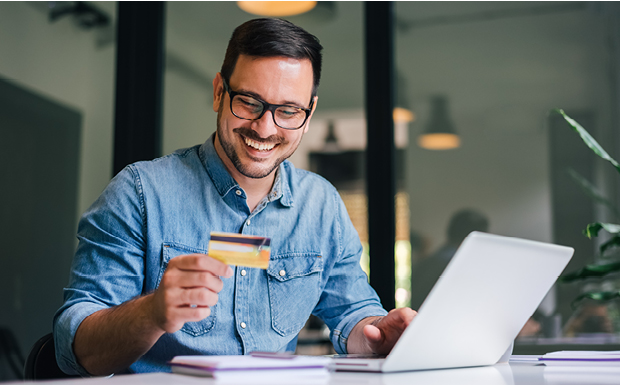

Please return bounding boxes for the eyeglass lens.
[231,94,308,129]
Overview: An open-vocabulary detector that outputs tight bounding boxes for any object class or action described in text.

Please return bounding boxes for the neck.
[214,134,276,212]
[238,174,276,212]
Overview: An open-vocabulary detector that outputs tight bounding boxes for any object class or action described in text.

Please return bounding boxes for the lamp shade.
[237,1,317,17]
[418,96,460,150]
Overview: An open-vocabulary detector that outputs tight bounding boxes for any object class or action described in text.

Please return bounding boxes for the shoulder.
[282,160,341,203]
[130,145,200,173]
[126,145,203,184]
[283,160,338,192]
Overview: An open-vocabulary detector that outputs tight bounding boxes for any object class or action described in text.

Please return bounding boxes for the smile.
[243,137,277,151]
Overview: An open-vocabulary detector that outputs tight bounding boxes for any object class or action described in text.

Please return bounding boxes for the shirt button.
[241,269,246,276]
[236,190,242,196]
[279,270,286,277]
[240,322,247,329]
[246,220,251,226]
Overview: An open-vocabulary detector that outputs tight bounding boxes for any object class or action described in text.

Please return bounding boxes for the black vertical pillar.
[113,2,165,176]
[365,2,396,311]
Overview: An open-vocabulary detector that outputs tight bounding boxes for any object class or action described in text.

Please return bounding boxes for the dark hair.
[221,18,323,97]
[447,209,489,244]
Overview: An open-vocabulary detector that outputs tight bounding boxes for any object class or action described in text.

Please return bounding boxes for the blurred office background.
[1,1,619,379]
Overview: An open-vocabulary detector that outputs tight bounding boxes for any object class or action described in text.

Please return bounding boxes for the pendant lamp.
[417,96,460,150]
[237,1,317,17]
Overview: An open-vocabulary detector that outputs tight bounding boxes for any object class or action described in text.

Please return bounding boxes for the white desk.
[10,363,620,384]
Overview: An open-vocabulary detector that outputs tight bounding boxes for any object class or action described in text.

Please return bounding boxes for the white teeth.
[244,137,275,151]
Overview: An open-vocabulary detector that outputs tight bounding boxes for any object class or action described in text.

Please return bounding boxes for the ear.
[213,73,224,113]
[303,96,319,134]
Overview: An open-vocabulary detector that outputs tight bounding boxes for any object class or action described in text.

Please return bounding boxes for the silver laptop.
[332,231,573,372]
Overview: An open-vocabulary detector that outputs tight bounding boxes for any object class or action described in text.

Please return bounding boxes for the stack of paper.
[169,354,330,384]
[509,355,542,363]
[539,351,620,366]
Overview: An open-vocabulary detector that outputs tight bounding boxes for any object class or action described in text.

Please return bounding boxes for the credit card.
[208,232,271,269]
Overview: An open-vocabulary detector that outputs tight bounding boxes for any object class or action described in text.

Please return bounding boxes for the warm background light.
[393,107,415,123]
[417,133,461,150]
[237,1,317,17]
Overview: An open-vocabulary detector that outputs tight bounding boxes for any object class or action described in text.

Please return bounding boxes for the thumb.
[363,324,383,344]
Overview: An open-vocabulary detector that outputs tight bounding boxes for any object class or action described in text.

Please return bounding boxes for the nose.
[250,109,279,139]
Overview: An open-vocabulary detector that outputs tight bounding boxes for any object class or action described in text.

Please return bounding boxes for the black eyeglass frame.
[222,78,314,130]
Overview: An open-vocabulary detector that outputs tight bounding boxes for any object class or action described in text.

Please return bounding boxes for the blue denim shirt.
[54,135,387,375]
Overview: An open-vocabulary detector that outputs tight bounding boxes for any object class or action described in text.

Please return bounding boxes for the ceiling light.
[418,96,460,150]
[237,1,317,17]
[418,133,460,150]
[393,107,415,124]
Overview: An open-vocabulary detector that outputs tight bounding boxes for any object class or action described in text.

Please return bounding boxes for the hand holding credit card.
[208,232,271,269]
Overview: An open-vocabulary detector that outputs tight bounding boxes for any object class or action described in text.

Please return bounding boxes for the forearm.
[73,294,164,376]
[346,316,382,353]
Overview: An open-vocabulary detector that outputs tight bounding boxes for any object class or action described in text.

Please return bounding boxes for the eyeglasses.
[222,78,313,130]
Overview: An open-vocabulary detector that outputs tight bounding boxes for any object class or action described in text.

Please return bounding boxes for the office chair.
[24,333,77,380]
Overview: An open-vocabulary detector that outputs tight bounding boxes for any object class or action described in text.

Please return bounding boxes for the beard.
[216,108,302,179]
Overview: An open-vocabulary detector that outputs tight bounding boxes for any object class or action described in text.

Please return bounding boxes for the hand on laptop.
[348,308,417,355]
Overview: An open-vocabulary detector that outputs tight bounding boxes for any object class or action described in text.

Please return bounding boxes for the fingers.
[364,308,417,355]
[389,307,417,327]
[166,270,225,292]
[150,254,234,333]
[178,286,219,308]
[172,253,234,278]
[170,303,213,324]
[163,254,232,292]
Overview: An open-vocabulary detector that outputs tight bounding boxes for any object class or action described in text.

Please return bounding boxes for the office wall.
[0,78,82,366]
[0,1,117,218]
[0,2,227,230]
[0,1,117,357]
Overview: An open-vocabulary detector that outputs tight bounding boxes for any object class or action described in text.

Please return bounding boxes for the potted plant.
[553,109,620,337]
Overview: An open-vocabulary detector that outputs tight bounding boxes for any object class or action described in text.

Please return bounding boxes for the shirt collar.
[268,165,293,207]
[199,134,293,207]
[200,134,239,197]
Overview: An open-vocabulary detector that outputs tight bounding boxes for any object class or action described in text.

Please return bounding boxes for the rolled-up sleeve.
[313,190,387,354]
[53,166,146,375]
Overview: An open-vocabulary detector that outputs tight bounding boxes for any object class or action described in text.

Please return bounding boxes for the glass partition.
[395,1,620,351]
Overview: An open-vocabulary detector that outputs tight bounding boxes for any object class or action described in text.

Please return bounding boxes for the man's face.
[212,55,317,180]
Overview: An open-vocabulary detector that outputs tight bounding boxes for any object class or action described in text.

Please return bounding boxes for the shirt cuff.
[54,301,107,377]
[331,306,388,354]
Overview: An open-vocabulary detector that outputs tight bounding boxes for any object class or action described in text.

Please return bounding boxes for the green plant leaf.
[567,168,620,218]
[554,109,620,175]
[559,260,620,283]
[600,236,620,256]
[571,291,620,308]
[583,222,620,239]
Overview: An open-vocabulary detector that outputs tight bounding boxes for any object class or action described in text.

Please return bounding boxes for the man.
[54,18,415,376]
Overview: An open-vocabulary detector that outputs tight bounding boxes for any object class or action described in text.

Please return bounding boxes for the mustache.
[233,127,285,144]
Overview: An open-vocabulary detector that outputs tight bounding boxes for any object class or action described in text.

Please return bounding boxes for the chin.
[235,159,280,179]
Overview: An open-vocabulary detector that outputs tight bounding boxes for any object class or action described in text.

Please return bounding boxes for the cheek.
[285,132,303,146]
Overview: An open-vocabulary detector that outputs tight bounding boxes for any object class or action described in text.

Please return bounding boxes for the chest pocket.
[157,243,217,336]
[267,254,323,336]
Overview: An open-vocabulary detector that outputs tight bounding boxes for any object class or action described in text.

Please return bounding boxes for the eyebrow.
[234,87,310,109]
